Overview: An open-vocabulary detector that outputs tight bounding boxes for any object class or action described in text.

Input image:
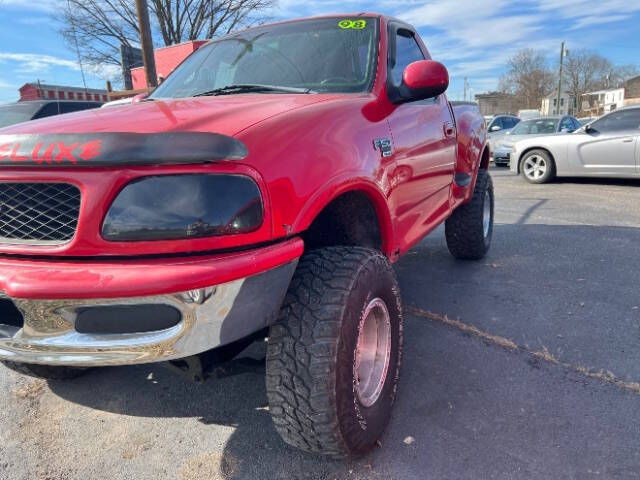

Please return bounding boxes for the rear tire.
[445,169,494,260]
[266,246,402,458]
[520,149,555,184]
[1,360,90,380]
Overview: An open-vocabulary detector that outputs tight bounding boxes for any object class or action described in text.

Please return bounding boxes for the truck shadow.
[45,222,640,479]
[45,354,374,478]
[44,326,485,479]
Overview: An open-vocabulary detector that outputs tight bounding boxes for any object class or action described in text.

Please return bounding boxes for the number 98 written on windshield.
[338,19,367,29]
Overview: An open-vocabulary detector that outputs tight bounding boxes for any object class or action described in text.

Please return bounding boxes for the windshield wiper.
[193,84,316,97]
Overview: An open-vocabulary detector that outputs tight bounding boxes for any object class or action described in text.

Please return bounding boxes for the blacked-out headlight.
[102,175,263,241]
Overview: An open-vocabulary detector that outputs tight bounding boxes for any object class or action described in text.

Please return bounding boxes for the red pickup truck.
[0,14,491,457]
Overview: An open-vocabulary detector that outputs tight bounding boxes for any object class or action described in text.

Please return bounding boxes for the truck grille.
[0,183,81,243]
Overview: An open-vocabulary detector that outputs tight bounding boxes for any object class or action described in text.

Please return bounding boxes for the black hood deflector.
[0,132,248,167]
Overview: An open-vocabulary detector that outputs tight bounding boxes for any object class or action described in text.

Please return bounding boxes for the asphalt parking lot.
[1,166,639,480]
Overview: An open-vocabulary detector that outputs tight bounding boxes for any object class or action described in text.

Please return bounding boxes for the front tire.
[520,149,555,184]
[266,247,402,457]
[445,169,494,260]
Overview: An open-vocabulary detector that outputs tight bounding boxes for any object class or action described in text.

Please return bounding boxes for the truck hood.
[1,94,341,137]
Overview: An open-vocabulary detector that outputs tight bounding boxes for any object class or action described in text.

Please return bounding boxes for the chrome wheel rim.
[483,190,491,238]
[523,155,547,180]
[355,297,392,408]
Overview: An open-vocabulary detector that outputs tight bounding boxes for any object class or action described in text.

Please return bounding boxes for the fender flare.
[292,175,395,257]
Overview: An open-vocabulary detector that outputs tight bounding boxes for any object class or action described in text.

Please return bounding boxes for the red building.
[19,83,108,103]
[131,40,207,89]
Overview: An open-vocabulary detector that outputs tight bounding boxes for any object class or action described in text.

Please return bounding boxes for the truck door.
[386,25,457,254]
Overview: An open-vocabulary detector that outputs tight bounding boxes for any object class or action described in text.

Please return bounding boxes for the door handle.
[443,122,455,138]
[622,138,634,143]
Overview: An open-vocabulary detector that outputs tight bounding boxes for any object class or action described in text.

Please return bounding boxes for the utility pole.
[463,77,468,101]
[556,41,565,115]
[135,0,158,89]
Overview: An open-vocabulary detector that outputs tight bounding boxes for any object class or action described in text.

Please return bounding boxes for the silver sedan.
[510,106,640,183]
[494,116,579,167]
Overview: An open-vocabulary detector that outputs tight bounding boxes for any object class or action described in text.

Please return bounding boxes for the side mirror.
[490,125,502,132]
[398,60,449,103]
[585,124,596,134]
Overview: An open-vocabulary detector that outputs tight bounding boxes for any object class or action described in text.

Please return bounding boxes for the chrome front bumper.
[0,261,296,367]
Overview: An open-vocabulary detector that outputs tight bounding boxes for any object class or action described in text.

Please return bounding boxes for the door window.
[32,103,62,119]
[489,117,504,131]
[504,117,519,129]
[591,110,640,133]
[60,102,99,114]
[559,117,574,132]
[390,30,425,87]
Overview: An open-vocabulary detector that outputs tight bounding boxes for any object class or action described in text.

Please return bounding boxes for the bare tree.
[499,49,555,110]
[151,0,274,45]
[60,0,138,67]
[58,0,276,77]
[605,64,639,89]
[561,49,612,113]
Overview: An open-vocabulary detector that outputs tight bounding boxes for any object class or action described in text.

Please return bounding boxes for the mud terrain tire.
[445,169,494,260]
[266,246,403,457]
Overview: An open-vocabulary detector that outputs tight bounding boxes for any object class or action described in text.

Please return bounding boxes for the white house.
[581,88,625,115]
[541,91,575,116]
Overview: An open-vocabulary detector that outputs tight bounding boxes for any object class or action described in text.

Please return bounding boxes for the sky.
[0,0,638,104]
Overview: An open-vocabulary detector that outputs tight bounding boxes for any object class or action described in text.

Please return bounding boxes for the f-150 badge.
[373,138,393,158]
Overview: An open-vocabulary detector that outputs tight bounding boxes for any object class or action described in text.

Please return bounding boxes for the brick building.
[131,40,207,89]
[19,83,108,103]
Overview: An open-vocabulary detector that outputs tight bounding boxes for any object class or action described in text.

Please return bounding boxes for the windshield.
[151,17,379,99]
[0,103,42,128]
[511,118,559,135]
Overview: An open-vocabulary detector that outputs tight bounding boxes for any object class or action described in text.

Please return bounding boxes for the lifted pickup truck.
[0,14,491,457]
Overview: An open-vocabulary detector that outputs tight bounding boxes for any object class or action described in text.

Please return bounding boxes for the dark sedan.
[0,100,102,129]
